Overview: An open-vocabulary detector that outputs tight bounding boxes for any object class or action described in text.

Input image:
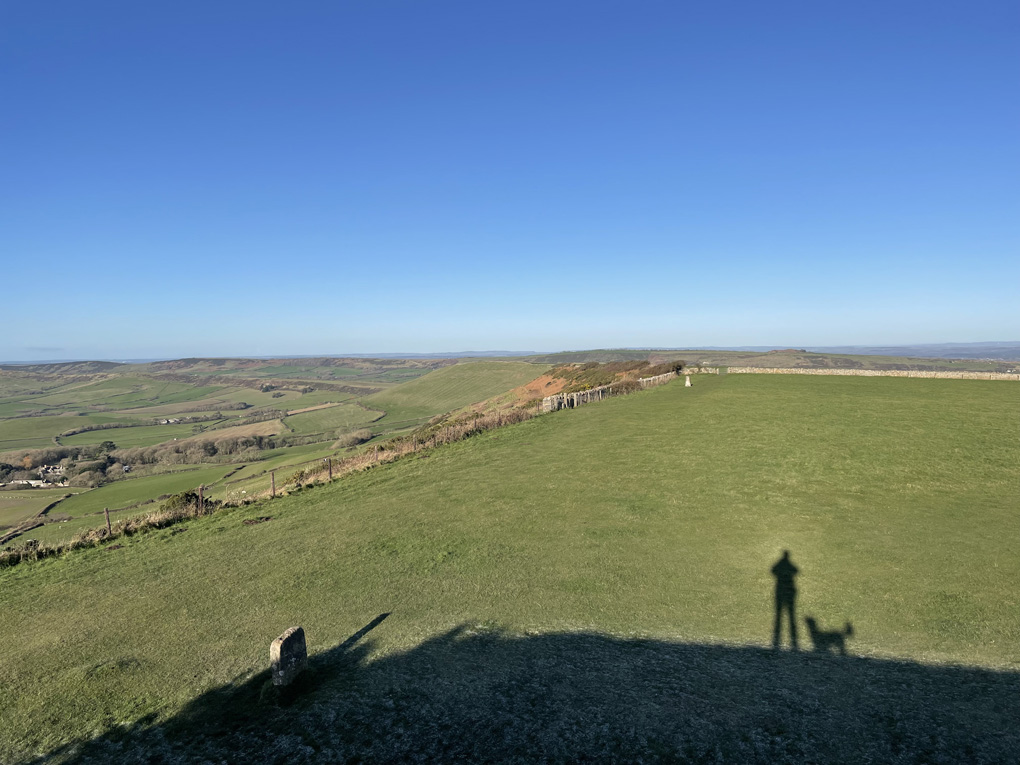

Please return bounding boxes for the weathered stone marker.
[685,375,692,387]
[270,626,307,686]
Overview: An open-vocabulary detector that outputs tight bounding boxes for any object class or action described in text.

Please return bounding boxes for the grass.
[125,386,301,412]
[177,419,284,443]
[2,374,1018,762]
[211,443,341,501]
[363,360,545,425]
[218,441,340,480]
[15,514,116,544]
[283,402,381,436]
[58,422,210,448]
[0,414,131,451]
[40,464,239,521]
[26,377,222,411]
[0,488,83,527]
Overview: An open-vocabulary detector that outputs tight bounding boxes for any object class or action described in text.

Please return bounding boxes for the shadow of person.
[36,621,1020,763]
[771,549,799,650]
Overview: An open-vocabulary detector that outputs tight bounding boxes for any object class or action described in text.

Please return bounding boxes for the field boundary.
[541,370,678,413]
[0,495,70,545]
[727,367,1020,381]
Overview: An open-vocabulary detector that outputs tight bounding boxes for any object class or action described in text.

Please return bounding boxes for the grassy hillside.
[0,415,123,450]
[0,488,82,528]
[283,402,381,436]
[363,361,546,426]
[0,360,550,544]
[1,374,1018,762]
[28,465,238,522]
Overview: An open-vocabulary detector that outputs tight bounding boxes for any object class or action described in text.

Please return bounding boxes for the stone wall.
[726,367,1020,381]
[637,371,678,388]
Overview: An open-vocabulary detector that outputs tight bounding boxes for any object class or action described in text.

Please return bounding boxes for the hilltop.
[1,371,1018,762]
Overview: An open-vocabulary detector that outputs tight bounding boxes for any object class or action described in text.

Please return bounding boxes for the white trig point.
[685,375,692,387]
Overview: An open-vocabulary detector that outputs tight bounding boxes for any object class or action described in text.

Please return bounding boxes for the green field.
[0,379,95,418]
[363,360,545,426]
[211,443,342,501]
[15,514,119,545]
[2,374,1018,761]
[59,422,209,448]
[40,464,239,522]
[108,386,291,415]
[283,402,381,436]
[24,377,222,412]
[159,358,445,384]
[0,488,82,528]
[0,414,132,451]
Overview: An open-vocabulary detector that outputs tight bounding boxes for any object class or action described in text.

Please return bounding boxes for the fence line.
[541,370,679,413]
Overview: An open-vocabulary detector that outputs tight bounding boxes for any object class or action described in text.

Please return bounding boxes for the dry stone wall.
[726,367,1020,381]
[637,371,678,388]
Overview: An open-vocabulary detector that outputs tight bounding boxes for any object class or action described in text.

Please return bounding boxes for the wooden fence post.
[327,457,332,481]
[374,445,379,462]
[104,507,112,535]
[271,471,276,497]
[197,484,204,515]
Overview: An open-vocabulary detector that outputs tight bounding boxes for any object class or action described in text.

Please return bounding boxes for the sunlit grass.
[1,374,1018,761]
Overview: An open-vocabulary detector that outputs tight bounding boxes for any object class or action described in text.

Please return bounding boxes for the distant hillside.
[802,342,1020,361]
[0,360,126,374]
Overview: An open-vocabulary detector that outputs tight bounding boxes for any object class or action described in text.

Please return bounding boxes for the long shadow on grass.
[38,619,1020,764]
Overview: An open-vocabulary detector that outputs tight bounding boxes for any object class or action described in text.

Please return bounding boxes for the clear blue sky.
[2,1,1017,360]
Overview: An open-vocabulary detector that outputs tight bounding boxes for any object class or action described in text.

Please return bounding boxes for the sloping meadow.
[2,374,1019,762]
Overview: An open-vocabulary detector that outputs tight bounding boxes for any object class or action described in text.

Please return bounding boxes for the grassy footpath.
[1,374,1018,761]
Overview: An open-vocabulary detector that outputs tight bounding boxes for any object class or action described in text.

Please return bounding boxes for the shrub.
[160,490,200,514]
[334,429,372,448]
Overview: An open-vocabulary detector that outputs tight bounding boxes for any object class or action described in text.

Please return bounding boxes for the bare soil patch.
[512,374,567,401]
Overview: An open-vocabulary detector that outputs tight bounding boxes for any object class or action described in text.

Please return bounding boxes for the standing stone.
[270,626,308,686]
[685,375,692,387]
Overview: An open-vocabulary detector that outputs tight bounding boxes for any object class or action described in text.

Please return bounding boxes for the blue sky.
[2,1,1017,360]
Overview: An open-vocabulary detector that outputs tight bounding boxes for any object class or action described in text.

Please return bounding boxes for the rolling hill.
[2,372,1018,762]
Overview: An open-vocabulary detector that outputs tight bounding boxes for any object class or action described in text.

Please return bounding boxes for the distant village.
[0,461,131,489]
